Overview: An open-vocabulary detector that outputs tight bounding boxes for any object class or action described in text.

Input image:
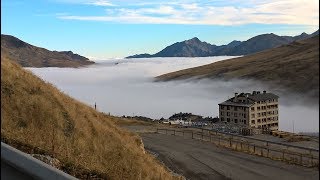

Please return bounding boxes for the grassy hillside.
[156,36,319,100]
[1,54,179,179]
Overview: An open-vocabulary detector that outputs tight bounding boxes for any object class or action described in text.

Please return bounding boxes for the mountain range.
[156,35,319,103]
[1,34,94,67]
[127,30,319,58]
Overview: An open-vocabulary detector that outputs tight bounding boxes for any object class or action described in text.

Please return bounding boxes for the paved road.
[141,133,319,180]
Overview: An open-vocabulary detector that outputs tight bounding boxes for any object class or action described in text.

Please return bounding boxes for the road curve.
[141,133,319,180]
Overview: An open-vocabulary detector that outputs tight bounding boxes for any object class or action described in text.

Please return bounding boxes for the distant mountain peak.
[185,37,201,44]
[126,30,318,58]
[228,40,242,45]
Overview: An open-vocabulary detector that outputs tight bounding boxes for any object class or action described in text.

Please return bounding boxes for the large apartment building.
[218,91,279,130]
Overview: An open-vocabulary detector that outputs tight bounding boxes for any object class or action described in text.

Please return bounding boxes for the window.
[221,117,224,121]
[227,106,230,110]
[244,114,246,118]
[227,118,230,122]
[220,111,224,116]
[258,113,261,117]
[257,107,261,110]
[234,106,238,111]
[227,112,230,116]
[220,105,224,109]
[251,107,255,111]
[244,120,247,124]
[251,114,255,118]
[234,113,237,117]
[251,120,255,124]
[234,119,238,123]
[257,119,261,123]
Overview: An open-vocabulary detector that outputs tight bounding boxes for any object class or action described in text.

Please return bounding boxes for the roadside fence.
[156,128,319,168]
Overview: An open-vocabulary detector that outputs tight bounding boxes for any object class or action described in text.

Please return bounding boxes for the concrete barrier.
[1,142,77,180]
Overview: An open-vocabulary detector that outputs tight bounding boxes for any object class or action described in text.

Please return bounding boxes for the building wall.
[219,105,249,126]
[219,98,279,130]
[249,99,279,130]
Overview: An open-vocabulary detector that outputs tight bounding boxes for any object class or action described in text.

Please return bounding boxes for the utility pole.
[292,120,295,134]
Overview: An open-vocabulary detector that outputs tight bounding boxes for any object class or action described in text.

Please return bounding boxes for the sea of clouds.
[27,56,319,133]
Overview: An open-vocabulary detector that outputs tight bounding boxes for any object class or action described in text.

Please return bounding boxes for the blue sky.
[1,0,319,59]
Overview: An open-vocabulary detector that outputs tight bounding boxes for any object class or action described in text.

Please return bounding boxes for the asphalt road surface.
[141,133,319,180]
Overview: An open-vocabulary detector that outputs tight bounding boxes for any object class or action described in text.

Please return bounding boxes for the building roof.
[248,93,279,101]
[218,100,254,107]
[219,91,279,107]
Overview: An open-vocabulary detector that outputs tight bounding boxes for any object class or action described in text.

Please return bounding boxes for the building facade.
[218,91,279,130]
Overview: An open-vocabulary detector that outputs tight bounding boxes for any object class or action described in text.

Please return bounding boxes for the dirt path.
[141,133,319,180]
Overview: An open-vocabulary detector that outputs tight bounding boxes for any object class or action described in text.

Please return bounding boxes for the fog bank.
[27,57,319,133]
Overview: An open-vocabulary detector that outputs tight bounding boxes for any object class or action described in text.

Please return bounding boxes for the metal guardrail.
[1,142,77,180]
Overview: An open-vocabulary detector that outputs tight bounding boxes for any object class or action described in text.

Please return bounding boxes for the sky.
[28,57,319,133]
[1,0,319,59]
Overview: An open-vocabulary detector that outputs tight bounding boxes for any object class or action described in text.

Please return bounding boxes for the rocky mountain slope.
[1,34,94,67]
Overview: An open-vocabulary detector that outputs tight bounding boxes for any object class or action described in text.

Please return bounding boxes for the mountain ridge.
[156,35,319,103]
[1,34,94,67]
[126,30,319,58]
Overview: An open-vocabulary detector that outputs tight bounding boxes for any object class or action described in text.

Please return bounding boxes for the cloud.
[57,0,319,26]
[55,0,116,6]
[28,57,319,133]
[85,0,115,6]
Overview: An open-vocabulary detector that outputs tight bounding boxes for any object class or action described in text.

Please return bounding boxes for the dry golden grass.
[1,54,181,180]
